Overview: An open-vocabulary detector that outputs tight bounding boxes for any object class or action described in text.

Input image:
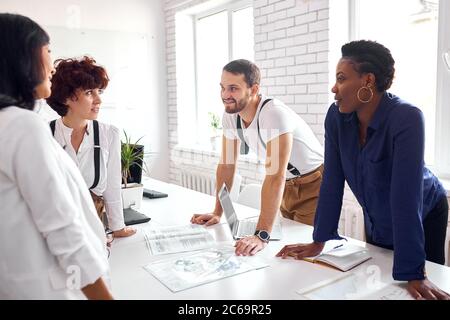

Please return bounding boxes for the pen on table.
[285,243,344,258]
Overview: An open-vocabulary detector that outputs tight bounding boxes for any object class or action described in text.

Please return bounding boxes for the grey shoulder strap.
[90,120,100,190]
[236,98,272,155]
[240,98,302,176]
[50,120,56,136]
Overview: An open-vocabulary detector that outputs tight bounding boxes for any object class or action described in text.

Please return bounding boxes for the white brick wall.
[166,0,361,238]
[164,0,330,187]
[256,0,329,145]
[164,1,450,266]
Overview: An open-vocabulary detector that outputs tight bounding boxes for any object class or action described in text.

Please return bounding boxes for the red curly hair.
[46,56,109,116]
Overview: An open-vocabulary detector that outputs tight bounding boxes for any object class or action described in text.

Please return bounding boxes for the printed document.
[143,224,215,255]
[297,272,414,300]
[143,245,269,292]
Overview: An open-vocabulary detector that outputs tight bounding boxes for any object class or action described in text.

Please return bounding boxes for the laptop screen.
[218,184,238,230]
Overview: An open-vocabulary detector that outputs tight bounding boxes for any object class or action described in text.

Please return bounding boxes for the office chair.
[236,183,262,210]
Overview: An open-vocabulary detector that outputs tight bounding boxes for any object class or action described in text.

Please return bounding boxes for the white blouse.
[0,106,109,299]
[52,118,125,231]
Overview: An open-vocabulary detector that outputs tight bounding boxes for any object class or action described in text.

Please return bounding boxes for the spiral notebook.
[301,243,371,272]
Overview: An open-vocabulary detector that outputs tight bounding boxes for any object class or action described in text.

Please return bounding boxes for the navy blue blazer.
[313,92,446,281]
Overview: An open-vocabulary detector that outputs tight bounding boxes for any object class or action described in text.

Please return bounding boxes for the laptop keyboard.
[237,219,257,237]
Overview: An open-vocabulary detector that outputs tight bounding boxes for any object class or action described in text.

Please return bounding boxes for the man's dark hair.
[341,40,395,92]
[223,59,260,87]
[0,13,50,110]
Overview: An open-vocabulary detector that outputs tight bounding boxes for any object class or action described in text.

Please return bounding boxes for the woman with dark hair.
[46,57,136,238]
[277,40,449,300]
[0,13,113,299]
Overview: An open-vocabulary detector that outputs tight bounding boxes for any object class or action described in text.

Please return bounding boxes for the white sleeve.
[102,125,125,231]
[222,112,239,140]
[11,115,108,288]
[259,103,296,144]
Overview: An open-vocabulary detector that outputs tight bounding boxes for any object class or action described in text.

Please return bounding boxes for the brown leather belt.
[285,164,324,185]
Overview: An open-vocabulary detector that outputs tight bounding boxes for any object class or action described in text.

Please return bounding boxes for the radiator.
[339,204,365,241]
[180,169,216,195]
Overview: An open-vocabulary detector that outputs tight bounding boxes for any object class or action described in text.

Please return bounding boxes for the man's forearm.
[257,174,286,232]
[213,163,236,215]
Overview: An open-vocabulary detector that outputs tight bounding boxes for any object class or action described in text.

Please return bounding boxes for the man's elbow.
[264,172,286,187]
[217,163,236,173]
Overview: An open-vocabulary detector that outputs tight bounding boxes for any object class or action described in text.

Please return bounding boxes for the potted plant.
[121,130,145,209]
[208,111,222,151]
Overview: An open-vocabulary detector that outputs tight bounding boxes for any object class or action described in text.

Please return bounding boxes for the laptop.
[218,183,282,240]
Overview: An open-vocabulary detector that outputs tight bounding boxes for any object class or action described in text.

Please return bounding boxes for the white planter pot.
[210,136,221,151]
[121,183,144,209]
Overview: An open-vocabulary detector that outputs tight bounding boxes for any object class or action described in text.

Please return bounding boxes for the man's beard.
[223,95,249,114]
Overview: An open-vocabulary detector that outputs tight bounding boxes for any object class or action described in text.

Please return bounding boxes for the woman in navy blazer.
[277,40,449,300]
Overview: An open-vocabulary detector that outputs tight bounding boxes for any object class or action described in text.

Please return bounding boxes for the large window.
[176,1,254,148]
[196,3,254,147]
[330,0,450,177]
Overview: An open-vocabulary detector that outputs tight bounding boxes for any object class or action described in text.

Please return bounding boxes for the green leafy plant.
[121,130,145,188]
[208,112,222,136]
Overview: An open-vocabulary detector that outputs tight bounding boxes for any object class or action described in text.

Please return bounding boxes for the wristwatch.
[254,230,270,243]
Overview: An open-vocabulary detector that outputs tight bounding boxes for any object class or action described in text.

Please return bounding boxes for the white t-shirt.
[0,106,109,299]
[222,95,324,179]
[52,118,125,231]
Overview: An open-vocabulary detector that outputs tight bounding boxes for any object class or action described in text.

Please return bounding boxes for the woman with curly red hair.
[47,56,136,238]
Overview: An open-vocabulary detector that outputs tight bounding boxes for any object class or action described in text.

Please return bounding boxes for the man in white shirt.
[191,59,324,256]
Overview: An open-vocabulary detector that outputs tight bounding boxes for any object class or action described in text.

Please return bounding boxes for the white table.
[109,178,450,300]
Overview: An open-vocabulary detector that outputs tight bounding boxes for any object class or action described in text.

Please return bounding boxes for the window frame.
[435,0,450,178]
[192,0,253,145]
[347,0,450,177]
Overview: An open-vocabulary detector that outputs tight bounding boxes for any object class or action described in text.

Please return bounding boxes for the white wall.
[165,0,330,187]
[0,0,169,181]
[163,0,450,265]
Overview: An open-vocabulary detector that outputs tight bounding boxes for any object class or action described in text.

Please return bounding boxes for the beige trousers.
[280,164,324,226]
[90,191,105,223]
